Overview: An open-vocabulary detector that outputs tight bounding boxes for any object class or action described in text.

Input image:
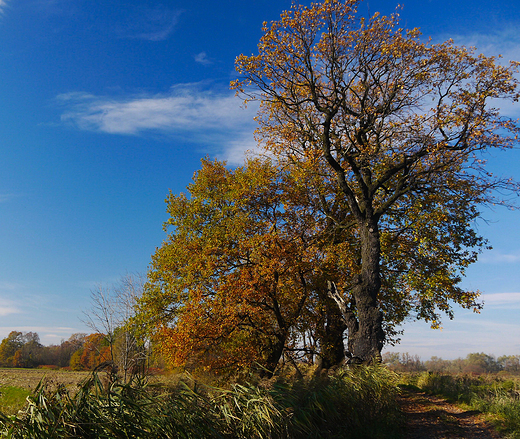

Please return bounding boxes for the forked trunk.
[328,220,385,364]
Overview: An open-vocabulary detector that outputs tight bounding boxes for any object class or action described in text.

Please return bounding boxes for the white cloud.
[194,52,212,66]
[434,24,520,64]
[480,292,520,307]
[0,296,21,316]
[0,193,22,203]
[57,84,260,165]
[479,251,520,264]
[0,304,19,316]
[0,0,8,15]
[218,135,274,165]
[0,281,25,292]
[433,26,520,118]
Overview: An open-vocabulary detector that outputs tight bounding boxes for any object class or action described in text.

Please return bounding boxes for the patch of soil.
[399,389,502,439]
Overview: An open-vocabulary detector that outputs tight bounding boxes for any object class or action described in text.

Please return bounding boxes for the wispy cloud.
[0,0,9,15]
[57,84,259,165]
[480,292,520,307]
[0,193,23,203]
[0,194,13,203]
[116,5,182,41]
[194,52,212,66]
[479,251,520,264]
[0,281,26,292]
[0,297,21,316]
[456,27,520,63]
[434,25,520,118]
[0,305,19,316]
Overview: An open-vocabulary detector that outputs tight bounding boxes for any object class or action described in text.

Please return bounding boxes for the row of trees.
[0,329,155,375]
[0,331,105,370]
[383,352,520,375]
[135,0,519,376]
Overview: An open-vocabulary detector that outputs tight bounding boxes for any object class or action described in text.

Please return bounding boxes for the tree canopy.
[138,159,322,372]
[137,0,519,373]
[232,0,519,362]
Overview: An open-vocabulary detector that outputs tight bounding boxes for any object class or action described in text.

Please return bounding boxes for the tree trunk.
[349,221,385,362]
[259,335,286,378]
[328,220,385,364]
[319,294,347,369]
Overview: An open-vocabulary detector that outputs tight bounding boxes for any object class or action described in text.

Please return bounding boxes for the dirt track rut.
[399,390,502,439]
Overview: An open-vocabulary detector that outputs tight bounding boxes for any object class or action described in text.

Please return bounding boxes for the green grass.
[0,386,31,415]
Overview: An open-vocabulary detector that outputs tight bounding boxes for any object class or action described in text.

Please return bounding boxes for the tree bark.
[349,220,385,362]
[318,293,347,369]
[260,335,286,377]
[327,220,385,364]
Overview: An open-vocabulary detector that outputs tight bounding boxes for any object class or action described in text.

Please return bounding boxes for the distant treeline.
[0,331,160,373]
[2,330,518,377]
[383,352,520,374]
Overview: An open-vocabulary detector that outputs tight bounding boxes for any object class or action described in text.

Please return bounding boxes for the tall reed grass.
[0,365,402,439]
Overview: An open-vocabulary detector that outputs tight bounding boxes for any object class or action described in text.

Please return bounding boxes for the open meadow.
[0,368,92,415]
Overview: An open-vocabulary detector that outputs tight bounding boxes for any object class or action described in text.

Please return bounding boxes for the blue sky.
[0,0,519,360]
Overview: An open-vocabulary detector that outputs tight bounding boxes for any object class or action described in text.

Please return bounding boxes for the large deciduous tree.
[233,0,520,362]
[138,159,323,373]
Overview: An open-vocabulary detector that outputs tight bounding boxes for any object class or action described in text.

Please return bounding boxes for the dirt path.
[399,389,502,439]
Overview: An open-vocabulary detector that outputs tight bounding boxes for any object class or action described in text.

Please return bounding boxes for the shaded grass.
[0,365,402,439]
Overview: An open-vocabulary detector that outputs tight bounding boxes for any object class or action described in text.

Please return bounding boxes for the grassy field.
[2,367,518,438]
[0,368,91,391]
[0,368,92,415]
